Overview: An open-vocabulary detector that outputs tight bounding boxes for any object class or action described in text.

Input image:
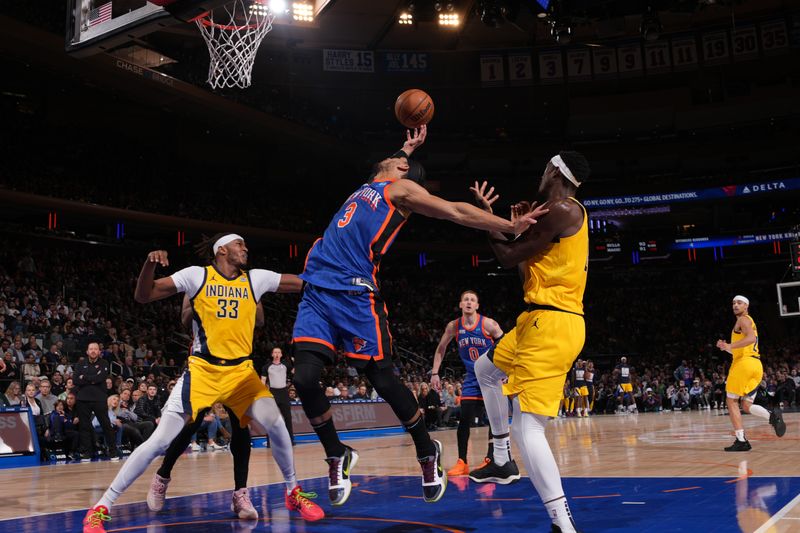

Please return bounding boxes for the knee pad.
[291,351,331,419]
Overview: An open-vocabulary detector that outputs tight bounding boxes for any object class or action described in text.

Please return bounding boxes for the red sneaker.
[285,486,325,522]
[82,505,111,533]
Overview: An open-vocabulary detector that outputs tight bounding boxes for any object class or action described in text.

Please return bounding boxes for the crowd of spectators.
[0,230,798,460]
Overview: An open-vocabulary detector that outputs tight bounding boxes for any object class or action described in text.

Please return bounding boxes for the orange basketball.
[394,89,434,129]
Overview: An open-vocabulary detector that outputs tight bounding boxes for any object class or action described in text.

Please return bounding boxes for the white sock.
[248,397,297,491]
[96,410,186,509]
[735,429,746,442]
[748,404,770,421]
[511,397,576,533]
[475,354,511,466]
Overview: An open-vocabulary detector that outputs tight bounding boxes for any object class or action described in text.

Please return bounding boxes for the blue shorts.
[292,284,393,368]
[461,374,482,400]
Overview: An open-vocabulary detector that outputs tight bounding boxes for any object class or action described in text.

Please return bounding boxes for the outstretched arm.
[276,274,304,293]
[388,179,547,235]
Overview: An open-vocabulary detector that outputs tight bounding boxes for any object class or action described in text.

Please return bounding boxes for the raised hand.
[469,180,499,213]
[511,201,549,235]
[146,250,169,267]
[402,124,427,155]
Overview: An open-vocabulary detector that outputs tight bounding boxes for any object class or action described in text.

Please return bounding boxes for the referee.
[74,342,118,460]
[261,347,294,445]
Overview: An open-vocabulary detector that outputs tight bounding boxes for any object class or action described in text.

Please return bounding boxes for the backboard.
[777,281,800,317]
[66,0,331,57]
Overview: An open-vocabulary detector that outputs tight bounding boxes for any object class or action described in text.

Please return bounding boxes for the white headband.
[732,295,749,305]
[551,155,582,187]
[213,234,243,255]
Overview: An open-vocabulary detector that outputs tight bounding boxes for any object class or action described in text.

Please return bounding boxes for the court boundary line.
[753,491,800,533]
[0,474,322,523]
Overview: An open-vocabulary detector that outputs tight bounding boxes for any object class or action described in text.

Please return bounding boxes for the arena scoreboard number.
[791,242,800,273]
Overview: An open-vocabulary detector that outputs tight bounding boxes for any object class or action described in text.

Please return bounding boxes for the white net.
[195,0,274,89]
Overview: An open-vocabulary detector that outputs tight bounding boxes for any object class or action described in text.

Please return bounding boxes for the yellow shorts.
[493,309,585,417]
[726,357,763,398]
[169,357,272,426]
[576,386,589,397]
[620,383,633,393]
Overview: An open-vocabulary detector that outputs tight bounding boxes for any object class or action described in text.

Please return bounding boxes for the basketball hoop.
[195,0,274,89]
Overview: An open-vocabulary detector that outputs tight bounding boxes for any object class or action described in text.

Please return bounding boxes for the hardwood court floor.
[0,409,797,532]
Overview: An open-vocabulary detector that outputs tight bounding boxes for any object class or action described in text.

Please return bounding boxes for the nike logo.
[534,319,540,329]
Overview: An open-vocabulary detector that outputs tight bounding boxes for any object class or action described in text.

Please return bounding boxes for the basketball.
[394,89,435,129]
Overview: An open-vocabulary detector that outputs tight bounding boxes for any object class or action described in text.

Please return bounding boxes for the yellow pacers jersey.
[731,315,759,361]
[191,266,257,360]
[522,197,588,314]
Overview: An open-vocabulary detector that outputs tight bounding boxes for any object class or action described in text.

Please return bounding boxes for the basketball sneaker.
[724,439,752,452]
[325,445,359,506]
[285,486,325,521]
[147,473,171,511]
[468,457,521,484]
[231,488,258,519]
[447,459,470,476]
[82,505,111,533]
[419,439,447,503]
[769,407,786,437]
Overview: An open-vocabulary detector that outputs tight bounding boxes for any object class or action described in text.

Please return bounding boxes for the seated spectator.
[58,377,74,401]
[671,384,690,411]
[47,399,80,459]
[22,383,48,444]
[36,379,59,416]
[116,388,154,449]
[50,372,66,397]
[21,353,40,385]
[642,387,661,412]
[212,403,233,445]
[92,395,124,457]
[712,374,726,409]
[190,409,225,452]
[418,383,442,430]
[352,385,369,401]
[104,377,116,397]
[775,371,795,408]
[55,355,73,378]
[440,383,458,426]
[688,379,708,410]
[134,384,162,426]
[3,381,22,406]
[0,351,20,388]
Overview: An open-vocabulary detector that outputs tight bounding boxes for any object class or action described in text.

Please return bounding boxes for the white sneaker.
[190,442,202,452]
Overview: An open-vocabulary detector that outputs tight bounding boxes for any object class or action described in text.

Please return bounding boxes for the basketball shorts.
[163,356,271,427]
[292,284,393,368]
[576,386,589,397]
[726,356,763,400]
[460,374,482,400]
[492,309,585,418]
[620,383,633,393]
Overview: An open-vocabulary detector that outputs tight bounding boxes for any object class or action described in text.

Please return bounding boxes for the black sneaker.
[325,445,359,506]
[769,407,786,437]
[724,439,752,452]
[419,439,446,503]
[469,458,521,484]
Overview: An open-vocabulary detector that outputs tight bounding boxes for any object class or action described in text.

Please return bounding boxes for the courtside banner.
[292,400,398,435]
[584,177,800,209]
[0,411,35,455]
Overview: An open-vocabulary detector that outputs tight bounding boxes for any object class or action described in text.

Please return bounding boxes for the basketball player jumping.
[469,151,591,533]
[716,295,786,452]
[82,235,323,533]
[430,290,508,477]
[144,294,260,518]
[290,125,546,506]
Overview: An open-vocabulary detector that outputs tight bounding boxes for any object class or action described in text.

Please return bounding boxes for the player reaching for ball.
[290,124,548,506]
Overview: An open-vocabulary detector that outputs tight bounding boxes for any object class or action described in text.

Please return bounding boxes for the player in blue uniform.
[291,125,547,506]
[431,290,505,477]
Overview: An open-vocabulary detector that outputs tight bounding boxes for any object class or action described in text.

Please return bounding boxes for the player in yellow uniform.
[716,295,785,452]
[82,234,323,533]
[468,151,590,533]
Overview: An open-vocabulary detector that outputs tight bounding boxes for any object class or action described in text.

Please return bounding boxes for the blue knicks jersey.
[456,315,494,383]
[301,178,407,292]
